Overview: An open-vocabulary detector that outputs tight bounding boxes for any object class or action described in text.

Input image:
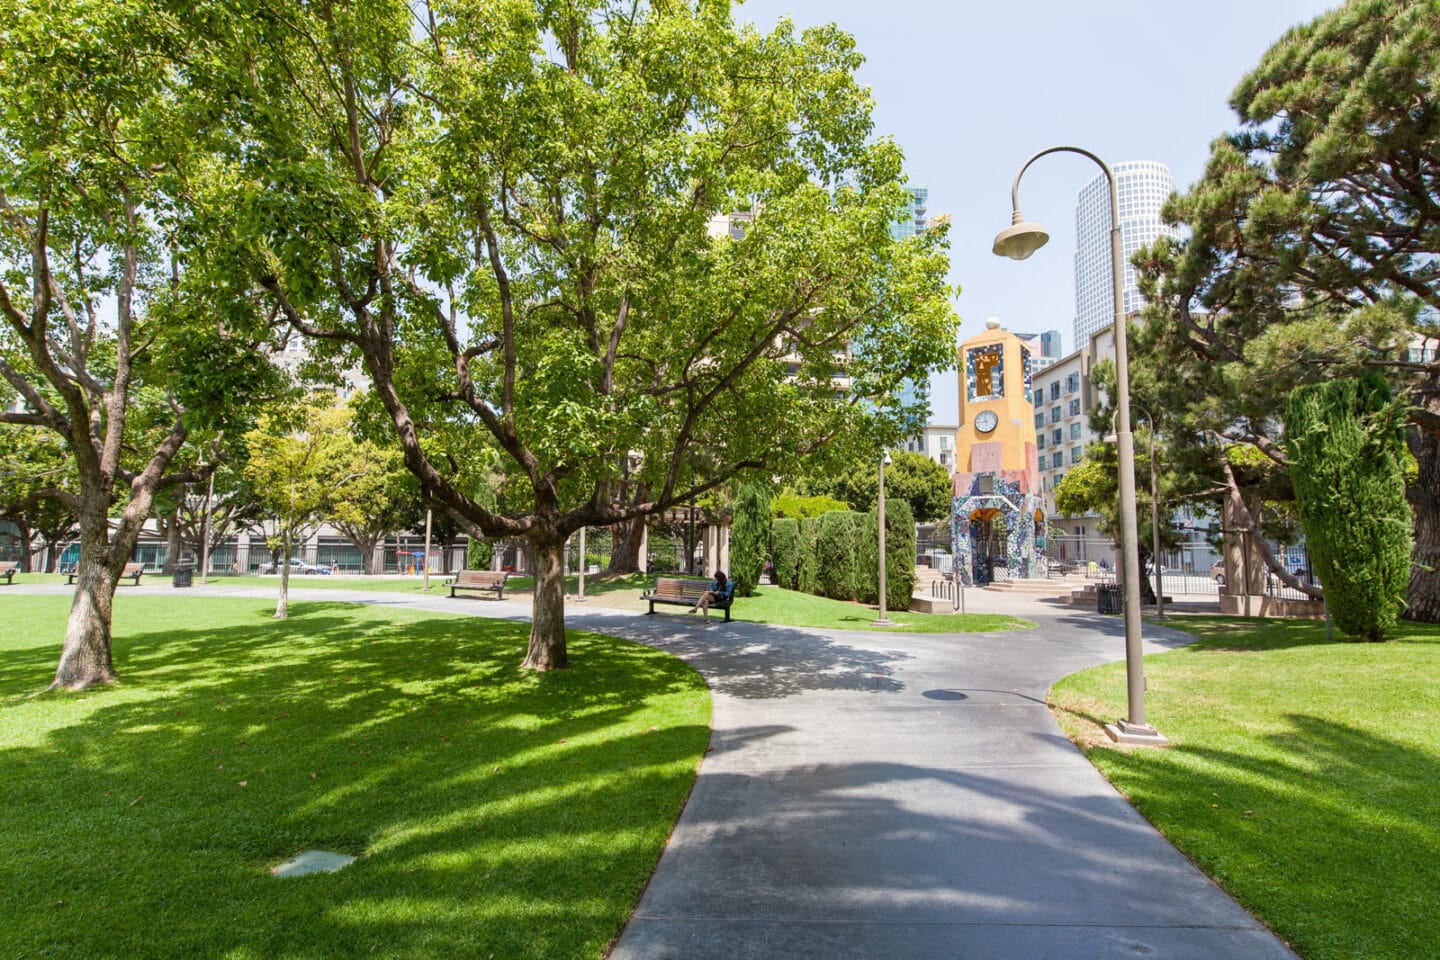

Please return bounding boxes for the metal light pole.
[422,507,433,591]
[993,145,1165,745]
[1109,406,1165,621]
[872,452,895,626]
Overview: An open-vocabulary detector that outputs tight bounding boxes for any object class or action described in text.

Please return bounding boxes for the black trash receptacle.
[1096,583,1122,614]
[172,564,194,588]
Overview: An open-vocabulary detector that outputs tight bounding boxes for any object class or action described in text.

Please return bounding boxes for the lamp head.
[882,452,893,466]
[992,210,1050,260]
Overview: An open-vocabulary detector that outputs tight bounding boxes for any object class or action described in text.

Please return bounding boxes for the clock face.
[975,410,999,434]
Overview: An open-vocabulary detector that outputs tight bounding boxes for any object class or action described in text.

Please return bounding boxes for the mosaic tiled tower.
[952,320,1043,585]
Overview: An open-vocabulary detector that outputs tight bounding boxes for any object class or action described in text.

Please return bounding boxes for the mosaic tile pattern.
[964,343,1004,402]
[1021,344,1034,403]
[949,471,1040,586]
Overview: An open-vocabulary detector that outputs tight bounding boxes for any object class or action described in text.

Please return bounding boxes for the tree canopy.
[215,0,961,668]
[1133,0,1440,613]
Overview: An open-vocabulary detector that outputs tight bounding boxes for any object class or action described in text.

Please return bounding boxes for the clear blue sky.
[733,0,1337,422]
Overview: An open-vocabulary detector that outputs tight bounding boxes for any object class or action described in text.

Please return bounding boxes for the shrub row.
[769,501,915,609]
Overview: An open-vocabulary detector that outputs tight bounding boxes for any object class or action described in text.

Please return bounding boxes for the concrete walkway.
[8,582,1295,958]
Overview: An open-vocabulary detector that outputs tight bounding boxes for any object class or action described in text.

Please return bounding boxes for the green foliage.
[804,450,953,522]
[772,493,851,519]
[1285,373,1412,641]
[1133,0,1440,616]
[814,510,862,601]
[878,499,917,610]
[729,483,772,597]
[797,517,820,596]
[769,518,801,590]
[466,537,493,571]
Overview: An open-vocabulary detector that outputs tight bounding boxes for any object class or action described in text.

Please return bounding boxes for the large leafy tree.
[244,398,349,619]
[218,0,959,669]
[1133,0,1440,614]
[0,2,276,688]
[803,449,953,522]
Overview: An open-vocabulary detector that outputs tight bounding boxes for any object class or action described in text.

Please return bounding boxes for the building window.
[939,436,951,450]
[1052,428,1062,446]
[1051,451,1063,469]
[1050,406,1061,423]
[1065,372,1081,393]
[1069,423,1082,440]
[1050,382,1061,401]
[1037,435,1046,450]
[1068,399,1081,417]
[1055,471,1064,486]
[1034,411,1044,429]
[1071,447,1083,464]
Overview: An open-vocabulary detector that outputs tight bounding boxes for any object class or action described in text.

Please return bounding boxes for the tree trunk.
[609,517,645,573]
[1406,431,1440,621]
[524,533,568,671]
[164,506,182,574]
[52,505,123,690]
[275,527,291,619]
[17,525,34,572]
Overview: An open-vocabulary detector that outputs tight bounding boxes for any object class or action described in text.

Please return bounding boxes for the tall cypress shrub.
[816,510,862,600]
[798,517,820,595]
[770,518,801,590]
[466,536,492,571]
[730,483,772,596]
[1285,372,1411,641]
[855,499,917,609]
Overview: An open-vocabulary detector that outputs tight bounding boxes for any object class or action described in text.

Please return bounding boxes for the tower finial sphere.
[985,317,1001,330]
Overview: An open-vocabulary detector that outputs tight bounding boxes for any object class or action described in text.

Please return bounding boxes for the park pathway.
[8,582,1295,958]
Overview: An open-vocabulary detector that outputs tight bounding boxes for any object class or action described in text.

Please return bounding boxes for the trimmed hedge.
[797,517,820,596]
[770,517,801,590]
[1285,372,1411,641]
[815,510,862,601]
[730,484,772,597]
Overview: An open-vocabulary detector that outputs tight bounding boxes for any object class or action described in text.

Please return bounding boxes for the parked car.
[1210,560,1226,584]
[256,559,327,575]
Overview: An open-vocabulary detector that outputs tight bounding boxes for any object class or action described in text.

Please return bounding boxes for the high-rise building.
[1072,161,1178,346]
[891,186,929,240]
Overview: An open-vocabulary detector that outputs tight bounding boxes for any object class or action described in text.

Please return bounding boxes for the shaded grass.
[0,595,710,960]
[1049,616,1440,960]
[732,586,1032,633]
[249,571,652,597]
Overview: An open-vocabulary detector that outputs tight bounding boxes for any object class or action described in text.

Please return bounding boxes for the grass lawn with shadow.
[0,595,710,960]
[1049,615,1440,960]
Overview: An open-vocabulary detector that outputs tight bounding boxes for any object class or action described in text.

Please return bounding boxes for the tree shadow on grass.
[1078,713,1438,960]
[0,598,717,960]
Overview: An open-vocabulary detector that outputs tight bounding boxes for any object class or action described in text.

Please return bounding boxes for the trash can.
[172,563,194,588]
[1096,583,1121,614]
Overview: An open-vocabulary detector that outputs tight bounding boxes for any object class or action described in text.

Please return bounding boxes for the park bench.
[642,577,736,622]
[448,570,510,600]
[66,562,144,587]
[0,561,18,584]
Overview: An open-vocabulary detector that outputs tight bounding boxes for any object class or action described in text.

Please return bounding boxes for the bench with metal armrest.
[447,570,511,600]
[642,577,736,622]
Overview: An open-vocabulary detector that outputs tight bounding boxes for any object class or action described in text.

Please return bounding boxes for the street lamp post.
[1108,405,1166,621]
[871,451,894,627]
[993,145,1166,745]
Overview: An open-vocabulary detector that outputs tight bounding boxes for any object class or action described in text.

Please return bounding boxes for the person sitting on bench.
[690,570,729,620]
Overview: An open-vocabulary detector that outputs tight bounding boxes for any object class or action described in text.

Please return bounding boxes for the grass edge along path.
[731,586,1033,633]
[0,595,711,960]
[1048,616,1440,960]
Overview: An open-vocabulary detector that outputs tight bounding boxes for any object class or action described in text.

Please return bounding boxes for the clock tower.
[952,319,1043,584]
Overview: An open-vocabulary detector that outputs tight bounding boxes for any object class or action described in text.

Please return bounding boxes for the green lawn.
[732,586,1032,633]
[247,571,652,596]
[0,595,710,960]
[1049,616,1440,960]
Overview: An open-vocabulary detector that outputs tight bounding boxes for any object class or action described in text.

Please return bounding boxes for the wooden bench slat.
[449,570,510,600]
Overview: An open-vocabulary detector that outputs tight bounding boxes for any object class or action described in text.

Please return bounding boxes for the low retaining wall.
[1220,594,1326,620]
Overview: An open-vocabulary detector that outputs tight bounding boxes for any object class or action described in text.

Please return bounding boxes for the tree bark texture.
[275,529,291,620]
[1406,406,1440,622]
[51,500,126,690]
[524,533,568,670]
[608,517,645,573]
